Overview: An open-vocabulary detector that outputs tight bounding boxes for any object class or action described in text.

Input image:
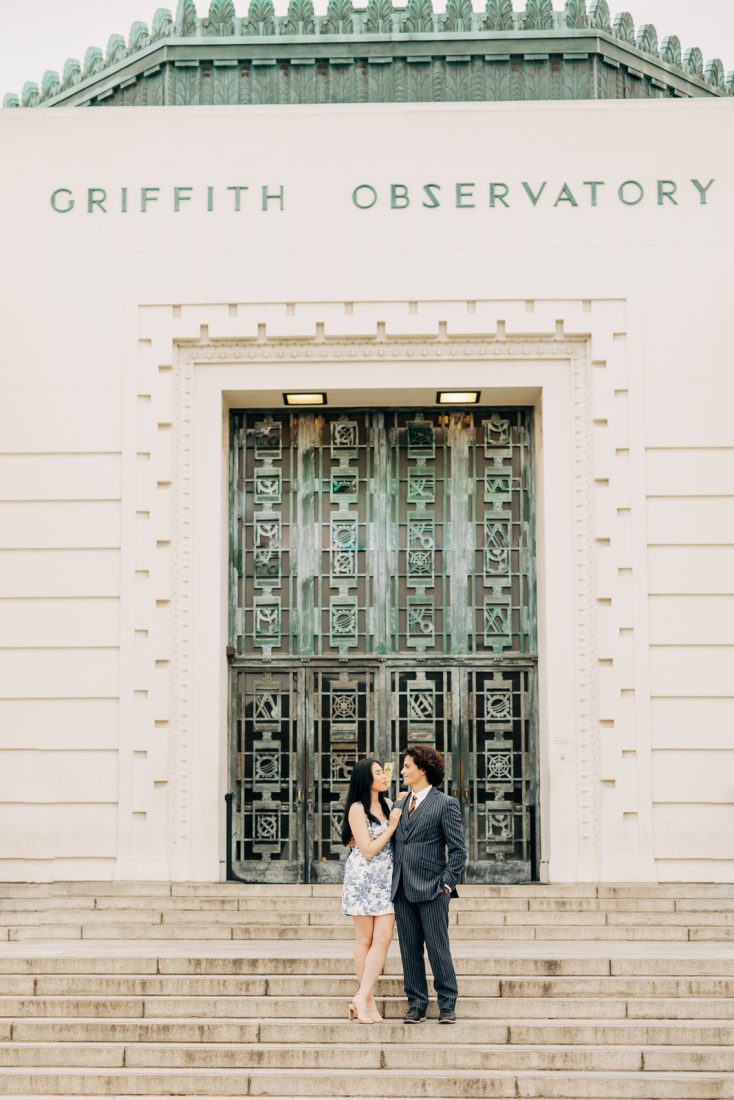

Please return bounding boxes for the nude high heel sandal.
[350,996,374,1023]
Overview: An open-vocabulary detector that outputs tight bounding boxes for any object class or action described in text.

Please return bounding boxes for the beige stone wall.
[0,99,731,881]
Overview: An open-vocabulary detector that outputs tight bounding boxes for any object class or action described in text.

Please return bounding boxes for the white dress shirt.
[408,784,433,810]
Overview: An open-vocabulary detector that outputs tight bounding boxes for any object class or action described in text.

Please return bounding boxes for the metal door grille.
[230,668,301,882]
[464,667,536,882]
[310,669,377,881]
[231,410,534,657]
[229,408,538,883]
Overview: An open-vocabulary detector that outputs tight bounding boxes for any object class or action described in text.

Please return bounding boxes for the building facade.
[1,0,732,885]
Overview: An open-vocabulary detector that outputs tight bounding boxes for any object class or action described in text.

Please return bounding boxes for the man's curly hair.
[403,744,445,787]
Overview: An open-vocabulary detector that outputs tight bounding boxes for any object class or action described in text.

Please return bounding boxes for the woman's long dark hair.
[341,758,391,846]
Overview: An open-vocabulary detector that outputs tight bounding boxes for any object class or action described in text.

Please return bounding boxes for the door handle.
[297,788,302,803]
[306,799,314,816]
[464,787,470,801]
[452,787,458,799]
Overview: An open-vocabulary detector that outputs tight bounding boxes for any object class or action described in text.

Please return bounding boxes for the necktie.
[409,795,418,817]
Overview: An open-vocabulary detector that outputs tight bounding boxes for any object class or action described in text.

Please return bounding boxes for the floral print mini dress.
[342,817,395,917]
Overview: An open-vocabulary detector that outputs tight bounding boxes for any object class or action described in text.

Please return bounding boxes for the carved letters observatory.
[49,177,716,214]
[352,178,716,209]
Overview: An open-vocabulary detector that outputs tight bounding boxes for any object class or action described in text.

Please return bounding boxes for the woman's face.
[370,762,389,793]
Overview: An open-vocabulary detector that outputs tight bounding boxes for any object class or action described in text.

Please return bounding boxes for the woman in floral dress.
[341,758,402,1023]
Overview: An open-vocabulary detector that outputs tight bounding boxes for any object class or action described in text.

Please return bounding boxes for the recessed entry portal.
[227,408,538,883]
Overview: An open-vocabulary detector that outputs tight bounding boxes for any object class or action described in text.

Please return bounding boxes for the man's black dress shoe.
[403,1007,427,1023]
[438,1008,456,1024]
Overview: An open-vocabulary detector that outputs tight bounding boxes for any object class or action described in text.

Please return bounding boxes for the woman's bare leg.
[353,914,395,1021]
[351,915,374,988]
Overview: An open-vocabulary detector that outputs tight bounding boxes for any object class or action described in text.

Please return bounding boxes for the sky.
[2,0,733,99]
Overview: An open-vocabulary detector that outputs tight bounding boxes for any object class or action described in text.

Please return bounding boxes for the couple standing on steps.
[341,745,466,1025]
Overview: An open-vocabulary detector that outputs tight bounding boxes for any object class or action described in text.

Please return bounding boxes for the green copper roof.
[4,0,732,108]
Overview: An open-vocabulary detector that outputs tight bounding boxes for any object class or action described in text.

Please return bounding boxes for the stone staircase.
[2,882,734,943]
[0,883,733,1097]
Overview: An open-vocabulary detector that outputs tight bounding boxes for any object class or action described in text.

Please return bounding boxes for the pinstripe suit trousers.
[393,886,458,1011]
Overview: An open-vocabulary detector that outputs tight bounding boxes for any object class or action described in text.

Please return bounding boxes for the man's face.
[401,754,425,788]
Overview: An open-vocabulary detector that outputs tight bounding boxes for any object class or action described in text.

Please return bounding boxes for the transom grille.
[230,409,534,658]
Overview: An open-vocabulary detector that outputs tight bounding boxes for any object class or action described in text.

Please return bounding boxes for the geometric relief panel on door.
[230,669,299,869]
[389,667,455,789]
[230,408,535,661]
[466,667,535,872]
[311,669,376,872]
[471,410,535,655]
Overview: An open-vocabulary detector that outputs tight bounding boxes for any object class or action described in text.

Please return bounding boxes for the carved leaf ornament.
[129,21,150,50]
[21,81,40,107]
[4,0,734,105]
[323,0,355,34]
[41,70,61,98]
[635,23,657,56]
[205,0,237,34]
[588,0,610,30]
[612,11,635,44]
[445,0,474,32]
[661,35,682,67]
[365,0,393,33]
[285,0,316,35]
[244,0,276,34]
[83,47,105,77]
[485,0,513,31]
[404,0,433,34]
[106,34,127,64]
[684,46,704,76]
[564,0,587,30]
[176,0,199,35]
[152,8,175,38]
[524,0,554,31]
[62,57,82,86]
[705,58,725,87]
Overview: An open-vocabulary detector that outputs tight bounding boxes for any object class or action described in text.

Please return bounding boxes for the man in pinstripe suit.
[391,745,466,1024]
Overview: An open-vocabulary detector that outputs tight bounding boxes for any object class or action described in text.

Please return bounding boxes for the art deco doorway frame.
[118,295,655,885]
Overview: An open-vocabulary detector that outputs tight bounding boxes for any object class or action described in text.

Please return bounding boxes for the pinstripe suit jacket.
[390,787,466,903]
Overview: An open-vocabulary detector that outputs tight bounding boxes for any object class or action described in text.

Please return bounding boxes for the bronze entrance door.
[228,409,537,883]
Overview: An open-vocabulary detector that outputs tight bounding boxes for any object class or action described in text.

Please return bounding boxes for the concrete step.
[4,955,734,978]
[0,1067,733,1098]
[0,896,695,913]
[8,1019,734,1048]
[5,906,734,927]
[3,924,711,943]
[4,900,734,936]
[16,975,734,998]
[628,1000,734,1021]
[8,896,733,914]
[0,911,688,928]
[0,928,723,947]
[0,995,653,1019]
[0,1041,675,1071]
[4,882,734,899]
[5,995,734,1020]
[3,926,237,942]
[511,1022,734,1047]
[159,956,734,978]
[2,1042,734,1073]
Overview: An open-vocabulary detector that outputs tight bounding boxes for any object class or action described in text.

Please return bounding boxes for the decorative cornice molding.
[179,336,581,364]
[4,0,732,108]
